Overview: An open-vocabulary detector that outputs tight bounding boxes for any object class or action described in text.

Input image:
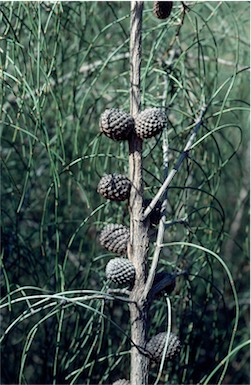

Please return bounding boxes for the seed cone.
[100,108,134,141]
[99,224,130,256]
[112,380,130,385]
[153,1,173,19]
[106,257,135,286]
[97,173,131,201]
[146,332,181,362]
[135,108,167,139]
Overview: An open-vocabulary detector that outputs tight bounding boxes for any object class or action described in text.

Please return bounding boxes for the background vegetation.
[0,1,249,384]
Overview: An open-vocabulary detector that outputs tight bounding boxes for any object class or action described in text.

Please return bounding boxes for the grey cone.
[100,224,130,256]
[106,257,135,286]
[135,108,167,139]
[146,332,181,362]
[112,380,130,385]
[100,108,134,141]
[97,173,131,201]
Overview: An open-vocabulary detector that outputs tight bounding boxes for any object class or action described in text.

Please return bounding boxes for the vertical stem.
[129,0,142,117]
[128,2,149,385]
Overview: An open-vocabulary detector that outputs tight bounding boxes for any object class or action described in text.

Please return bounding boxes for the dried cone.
[99,224,130,256]
[146,332,181,362]
[97,173,131,201]
[112,380,130,385]
[106,257,135,286]
[135,108,167,139]
[100,108,134,141]
[153,1,173,19]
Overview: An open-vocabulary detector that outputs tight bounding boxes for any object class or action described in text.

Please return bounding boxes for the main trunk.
[128,2,149,385]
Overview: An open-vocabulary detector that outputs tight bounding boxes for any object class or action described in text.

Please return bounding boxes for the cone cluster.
[106,257,135,286]
[99,224,130,256]
[98,108,168,205]
[99,107,167,142]
[153,1,173,19]
[146,332,181,362]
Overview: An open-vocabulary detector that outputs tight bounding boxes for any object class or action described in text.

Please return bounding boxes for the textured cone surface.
[153,272,176,296]
[135,108,167,139]
[100,108,134,141]
[153,1,173,19]
[146,332,181,362]
[100,224,130,256]
[112,380,130,385]
[106,258,135,285]
[97,174,131,201]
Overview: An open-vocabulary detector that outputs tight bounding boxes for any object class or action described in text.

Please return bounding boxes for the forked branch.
[142,105,207,221]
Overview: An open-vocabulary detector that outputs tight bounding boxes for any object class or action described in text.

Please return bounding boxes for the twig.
[0,292,135,308]
[107,288,131,296]
[154,297,172,385]
[143,130,169,300]
[75,294,134,304]
[143,71,170,300]
[142,105,207,221]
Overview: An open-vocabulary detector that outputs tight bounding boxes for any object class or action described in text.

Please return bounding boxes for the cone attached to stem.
[99,224,130,256]
[134,107,167,139]
[106,257,136,286]
[97,173,131,201]
[100,108,134,141]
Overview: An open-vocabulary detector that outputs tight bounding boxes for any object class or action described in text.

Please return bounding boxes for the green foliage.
[1,2,249,384]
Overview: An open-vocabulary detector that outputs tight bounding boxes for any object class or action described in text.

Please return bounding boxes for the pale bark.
[142,106,207,221]
[128,2,149,385]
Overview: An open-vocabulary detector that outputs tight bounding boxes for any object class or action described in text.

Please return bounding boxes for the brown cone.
[153,1,173,20]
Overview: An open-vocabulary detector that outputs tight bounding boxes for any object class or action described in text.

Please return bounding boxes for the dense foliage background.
[1,1,249,384]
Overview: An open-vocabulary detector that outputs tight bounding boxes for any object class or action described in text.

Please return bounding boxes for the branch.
[0,292,135,309]
[154,297,172,385]
[107,288,131,296]
[143,130,169,299]
[142,105,207,221]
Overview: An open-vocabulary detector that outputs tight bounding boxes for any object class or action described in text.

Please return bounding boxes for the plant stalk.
[128,2,149,385]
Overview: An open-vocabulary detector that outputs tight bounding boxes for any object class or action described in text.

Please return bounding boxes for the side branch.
[142,105,207,221]
[143,132,169,299]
